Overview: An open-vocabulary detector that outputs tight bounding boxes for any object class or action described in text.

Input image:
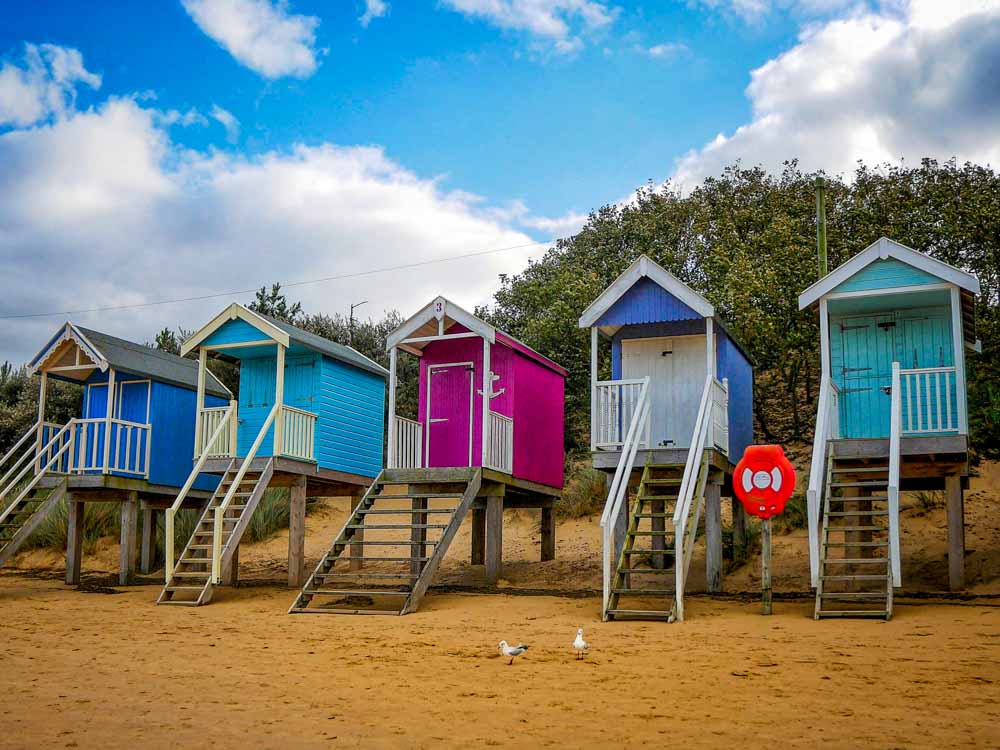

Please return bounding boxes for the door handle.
[429,418,448,424]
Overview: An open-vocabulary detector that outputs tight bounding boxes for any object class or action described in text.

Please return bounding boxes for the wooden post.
[471,508,486,565]
[387,347,397,468]
[950,287,968,434]
[540,504,555,562]
[140,506,157,575]
[273,344,286,455]
[481,338,491,466]
[590,327,598,451]
[65,496,84,586]
[349,490,365,571]
[194,349,207,457]
[287,475,307,587]
[36,371,47,456]
[761,517,772,615]
[222,544,240,587]
[484,486,505,585]
[118,492,138,585]
[102,368,116,473]
[705,317,715,377]
[650,498,666,570]
[732,498,747,555]
[946,475,965,590]
[411,497,428,575]
[705,482,723,593]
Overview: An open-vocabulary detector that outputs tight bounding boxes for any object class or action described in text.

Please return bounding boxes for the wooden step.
[828,496,888,502]
[372,493,463,500]
[288,607,402,616]
[329,556,430,563]
[817,611,889,618]
[347,540,439,546]
[828,510,888,517]
[627,530,672,537]
[613,588,674,595]
[634,513,673,519]
[821,574,889,581]
[825,541,888,548]
[163,584,205,592]
[830,481,889,488]
[820,592,887,600]
[346,524,448,531]
[821,558,889,565]
[305,589,410,597]
[606,609,673,620]
[358,508,457,515]
[826,526,883,532]
[315,572,419,580]
[618,567,673,574]
[832,466,888,473]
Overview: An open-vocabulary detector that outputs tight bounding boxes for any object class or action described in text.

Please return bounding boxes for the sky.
[0,0,998,364]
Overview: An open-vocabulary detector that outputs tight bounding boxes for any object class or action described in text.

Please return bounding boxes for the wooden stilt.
[705,482,722,593]
[540,505,555,562]
[946,475,965,591]
[650,499,665,570]
[471,508,486,565]
[731,498,747,555]
[350,490,365,571]
[411,497,428,575]
[119,494,138,586]
[485,488,505,585]
[140,507,157,575]
[222,544,240,587]
[65,496,84,586]
[761,517,772,615]
[287,476,307,587]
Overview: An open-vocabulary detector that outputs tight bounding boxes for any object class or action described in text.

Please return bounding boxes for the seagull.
[573,628,590,660]
[498,640,529,665]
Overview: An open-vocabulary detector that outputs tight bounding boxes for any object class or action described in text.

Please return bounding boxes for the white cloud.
[181,0,321,79]
[210,104,240,142]
[672,0,1000,189]
[0,66,547,363]
[690,0,861,23]
[441,0,617,53]
[641,42,689,58]
[487,199,589,237]
[359,0,389,27]
[0,43,101,127]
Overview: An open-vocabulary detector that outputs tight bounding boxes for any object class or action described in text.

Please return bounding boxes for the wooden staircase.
[815,457,893,619]
[0,477,69,568]
[157,458,274,606]
[290,467,482,615]
[606,462,686,621]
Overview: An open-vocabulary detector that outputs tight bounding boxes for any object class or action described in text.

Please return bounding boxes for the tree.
[249,283,302,323]
[153,328,181,355]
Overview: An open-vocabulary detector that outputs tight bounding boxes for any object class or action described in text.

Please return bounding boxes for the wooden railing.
[898,366,959,434]
[278,405,317,462]
[600,377,651,619]
[0,422,75,522]
[593,378,649,450]
[806,375,840,586]
[485,412,514,474]
[708,377,729,455]
[198,405,236,458]
[392,416,423,469]
[888,363,903,587]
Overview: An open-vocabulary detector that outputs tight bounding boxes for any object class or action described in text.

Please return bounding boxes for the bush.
[557,464,607,519]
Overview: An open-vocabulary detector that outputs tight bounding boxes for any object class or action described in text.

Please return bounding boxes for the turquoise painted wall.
[202,317,270,347]
[833,258,940,294]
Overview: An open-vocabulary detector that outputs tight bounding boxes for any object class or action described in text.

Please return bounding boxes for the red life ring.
[733,444,796,519]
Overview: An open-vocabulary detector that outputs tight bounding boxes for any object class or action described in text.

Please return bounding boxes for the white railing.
[485,412,514,474]
[0,420,45,496]
[593,378,650,450]
[807,374,841,586]
[898,366,959,434]
[198,405,236,458]
[708,377,729,455]
[600,377,651,619]
[671,374,715,622]
[392,416,423,469]
[165,405,236,579]
[888,363,903,587]
[0,422,75,526]
[278,405,317,462]
[103,419,151,477]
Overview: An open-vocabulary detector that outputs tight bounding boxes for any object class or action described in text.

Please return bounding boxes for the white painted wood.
[825,282,953,301]
[387,346,398,468]
[590,327,598,451]
[798,237,980,309]
[888,362,903,586]
[181,302,289,357]
[898,366,958,433]
[819,298,830,378]
[481,339,491,466]
[950,286,969,434]
[400,332,480,346]
[386,296,495,352]
[806,374,839,586]
[279,405,317,461]
[102,368,115,473]
[207,339,277,350]
[36,372,47,456]
[485,412,514,473]
[706,317,715,377]
[578,254,714,328]
[392,416,423,468]
[424,361,475,468]
[28,322,105,375]
[193,348,207,458]
[273,344,286,455]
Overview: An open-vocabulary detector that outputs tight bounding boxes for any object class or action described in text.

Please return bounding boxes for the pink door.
[426,363,474,468]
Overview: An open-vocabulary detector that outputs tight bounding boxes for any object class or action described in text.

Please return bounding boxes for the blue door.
[114,381,150,475]
[237,357,276,456]
[80,383,109,472]
[838,315,895,438]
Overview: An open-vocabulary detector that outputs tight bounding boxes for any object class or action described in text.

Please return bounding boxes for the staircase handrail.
[0,422,75,524]
[165,404,236,580]
[0,419,45,494]
[211,403,279,583]
[599,376,651,618]
[807,373,839,586]
[887,362,902,586]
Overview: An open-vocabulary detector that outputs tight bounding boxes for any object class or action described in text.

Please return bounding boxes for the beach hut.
[799,237,979,619]
[578,255,754,622]
[0,322,232,585]
[290,296,567,615]
[158,303,388,606]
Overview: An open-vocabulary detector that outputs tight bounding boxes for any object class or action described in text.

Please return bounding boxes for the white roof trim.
[387,296,495,352]
[577,255,714,329]
[798,237,980,310]
[29,322,107,375]
[181,302,290,357]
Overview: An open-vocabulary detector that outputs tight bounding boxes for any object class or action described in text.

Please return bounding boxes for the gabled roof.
[182,303,388,379]
[388,296,567,376]
[30,322,231,398]
[577,254,714,328]
[798,237,981,310]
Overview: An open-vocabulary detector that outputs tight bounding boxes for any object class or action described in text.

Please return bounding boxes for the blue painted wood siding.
[236,353,318,457]
[833,258,940,294]
[202,317,272,347]
[596,277,704,328]
[831,305,955,438]
[716,329,753,460]
[315,356,385,477]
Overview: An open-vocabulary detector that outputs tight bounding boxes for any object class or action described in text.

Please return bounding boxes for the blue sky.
[0,0,998,362]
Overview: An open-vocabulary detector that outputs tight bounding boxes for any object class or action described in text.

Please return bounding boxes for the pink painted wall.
[416,326,565,488]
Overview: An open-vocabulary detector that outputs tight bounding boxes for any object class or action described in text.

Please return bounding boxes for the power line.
[0,238,558,321]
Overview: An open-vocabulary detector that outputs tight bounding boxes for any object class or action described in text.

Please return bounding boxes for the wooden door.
[838,315,895,438]
[426,363,474,468]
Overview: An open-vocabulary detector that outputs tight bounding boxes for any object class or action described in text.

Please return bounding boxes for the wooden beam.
[471,508,485,565]
[118,492,138,585]
[387,347,398,468]
[540,506,555,562]
[194,349,207,457]
[103,368,116,473]
[731,497,747,554]
[349,490,365,571]
[65,496,84,586]
[410,497,428,576]
[705,482,722,593]
[590,327,598,451]
[221,544,240,587]
[950,286,969,434]
[140,507,157,575]
[484,484,505,585]
[481,338,491,466]
[946,475,965,590]
[287,475,307,587]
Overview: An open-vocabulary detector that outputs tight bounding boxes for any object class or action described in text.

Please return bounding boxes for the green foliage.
[24,500,120,555]
[249,283,303,324]
[153,328,181,355]
[772,493,808,534]
[556,464,607,519]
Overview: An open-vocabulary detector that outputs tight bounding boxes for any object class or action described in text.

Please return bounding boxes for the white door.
[622,336,707,448]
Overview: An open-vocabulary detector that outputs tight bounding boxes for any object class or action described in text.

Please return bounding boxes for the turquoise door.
[236,354,316,456]
[837,315,895,438]
[896,310,955,433]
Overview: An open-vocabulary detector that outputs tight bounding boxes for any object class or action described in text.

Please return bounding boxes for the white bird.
[498,640,529,665]
[573,628,590,660]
